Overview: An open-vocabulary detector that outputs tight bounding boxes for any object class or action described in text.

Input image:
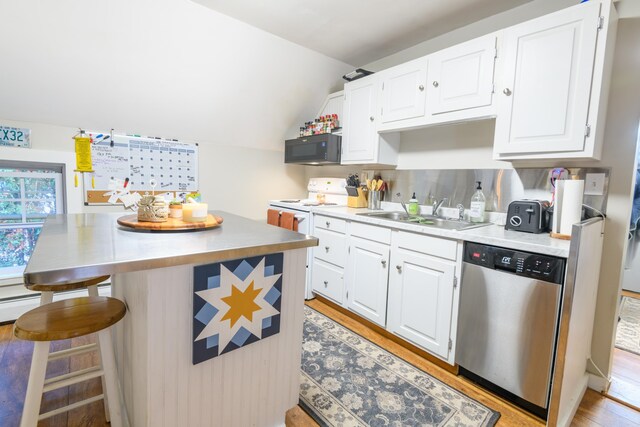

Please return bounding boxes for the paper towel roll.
[553,179,584,236]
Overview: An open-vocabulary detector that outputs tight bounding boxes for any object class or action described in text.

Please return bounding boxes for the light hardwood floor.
[0,299,639,426]
[607,291,640,411]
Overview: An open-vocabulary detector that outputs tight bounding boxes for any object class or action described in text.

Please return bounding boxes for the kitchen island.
[23,212,318,427]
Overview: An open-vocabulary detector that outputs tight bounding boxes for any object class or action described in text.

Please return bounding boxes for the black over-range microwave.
[284,134,341,165]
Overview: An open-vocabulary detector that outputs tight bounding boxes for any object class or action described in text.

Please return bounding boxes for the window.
[0,168,63,280]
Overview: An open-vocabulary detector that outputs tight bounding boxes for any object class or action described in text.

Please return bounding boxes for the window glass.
[0,169,63,280]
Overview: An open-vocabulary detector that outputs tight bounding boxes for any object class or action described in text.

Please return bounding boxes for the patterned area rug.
[300,306,500,427]
[616,296,640,355]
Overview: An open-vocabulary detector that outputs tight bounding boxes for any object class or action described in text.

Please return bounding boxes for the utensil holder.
[368,190,382,210]
[348,187,368,208]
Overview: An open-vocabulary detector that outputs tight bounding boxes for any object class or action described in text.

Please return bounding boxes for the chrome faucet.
[432,198,448,217]
[396,192,410,216]
[456,204,465,221]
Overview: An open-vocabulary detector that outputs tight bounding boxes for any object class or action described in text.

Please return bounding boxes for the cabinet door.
[341,76,378,163]
[380,58,428,123]
[494,1,600,156]
[387,249,456,360]
[345,237,390,327]
[427,35,496,115]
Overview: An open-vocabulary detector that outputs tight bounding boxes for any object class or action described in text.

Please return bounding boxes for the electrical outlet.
[584,173,605,196]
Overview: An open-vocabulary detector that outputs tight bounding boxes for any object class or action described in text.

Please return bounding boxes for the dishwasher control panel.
[464,242,565,284]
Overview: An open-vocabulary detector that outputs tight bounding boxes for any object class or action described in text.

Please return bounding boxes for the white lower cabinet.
[311,259,344,305]
[387,247,457,362]
[345,237,390,327]
[310,216,461,364]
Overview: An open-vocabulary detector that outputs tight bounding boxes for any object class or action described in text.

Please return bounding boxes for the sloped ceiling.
[193,0,531,66]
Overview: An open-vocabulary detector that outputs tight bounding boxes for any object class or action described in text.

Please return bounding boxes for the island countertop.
[23,211,318,285]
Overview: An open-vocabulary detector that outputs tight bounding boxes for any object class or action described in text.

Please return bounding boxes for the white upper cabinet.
[342,76,378,163]
[380,58,428,123]
[427,35,497,116]
[342,75,400,165]
[494,1,612,159]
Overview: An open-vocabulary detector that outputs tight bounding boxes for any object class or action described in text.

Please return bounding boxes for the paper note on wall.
[74,136,93,172]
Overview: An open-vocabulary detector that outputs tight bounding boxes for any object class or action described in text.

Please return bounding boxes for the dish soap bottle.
[408,192,419,215]
[469,181,486,223]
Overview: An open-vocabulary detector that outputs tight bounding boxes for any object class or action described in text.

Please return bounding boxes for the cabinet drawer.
[312,259,344,304]
[313,228,348,267]
[315,215,347,234]
[395,231,458,261]
[350,221,392,245]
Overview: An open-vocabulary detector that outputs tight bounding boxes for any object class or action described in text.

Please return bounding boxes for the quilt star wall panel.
[192,253,283,365]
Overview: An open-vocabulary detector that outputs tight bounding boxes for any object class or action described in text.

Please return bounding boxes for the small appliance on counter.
[505,200,551,234]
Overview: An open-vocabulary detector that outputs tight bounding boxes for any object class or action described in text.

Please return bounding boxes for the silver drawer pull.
[326,221,330,227]
[323,280,328,287]
[396,265,402,273]
[325,246,330,252]
[503,88,512,96]
[381,260,387,267]
[418,84,425,91]
[432,81,439,88]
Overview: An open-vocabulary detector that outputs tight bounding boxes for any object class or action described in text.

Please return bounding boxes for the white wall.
[0,0,353,219]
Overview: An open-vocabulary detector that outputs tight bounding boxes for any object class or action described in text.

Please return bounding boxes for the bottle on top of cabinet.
[469,181,486,223]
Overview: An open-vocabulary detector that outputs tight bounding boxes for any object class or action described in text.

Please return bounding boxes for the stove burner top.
[278,199,301,203]
[303,202,338,206]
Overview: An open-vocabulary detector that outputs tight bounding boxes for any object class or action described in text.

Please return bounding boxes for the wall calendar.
[83,132,198,204]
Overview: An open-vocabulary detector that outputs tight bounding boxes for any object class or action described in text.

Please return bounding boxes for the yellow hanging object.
[91,174,95,189]
[74,135,93,173]
[74,173,79,188]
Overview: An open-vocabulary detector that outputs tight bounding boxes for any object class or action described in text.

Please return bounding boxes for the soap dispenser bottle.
[408,192,419,215]
[469,181,486,223]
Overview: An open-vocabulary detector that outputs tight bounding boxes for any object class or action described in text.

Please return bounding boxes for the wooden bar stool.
[25,275,112,421]
[26,275,110,305]
[14,296,126,427]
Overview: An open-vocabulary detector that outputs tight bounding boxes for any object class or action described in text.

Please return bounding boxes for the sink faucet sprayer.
[396,193,410,216]
[432,198,448,217]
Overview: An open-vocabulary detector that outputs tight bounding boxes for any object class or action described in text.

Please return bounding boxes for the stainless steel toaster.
[505,200,551,234]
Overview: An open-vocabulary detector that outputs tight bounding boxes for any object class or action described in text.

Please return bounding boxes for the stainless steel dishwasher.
[457,242,565,419]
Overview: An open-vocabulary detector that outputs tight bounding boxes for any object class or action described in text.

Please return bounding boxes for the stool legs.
[87,285,111,423]
[20,341,50,427]
[98,327,124,427]
[39,291,53,305]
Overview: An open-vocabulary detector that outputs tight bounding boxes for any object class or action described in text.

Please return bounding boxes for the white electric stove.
[268,177,348,299]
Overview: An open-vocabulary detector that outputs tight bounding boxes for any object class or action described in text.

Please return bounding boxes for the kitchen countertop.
[310,206,571,258]
[23,211,318,285]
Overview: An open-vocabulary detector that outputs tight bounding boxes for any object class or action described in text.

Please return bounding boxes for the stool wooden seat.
[14,296,126,341]
[25,275,110,292]
[14,296,126,427]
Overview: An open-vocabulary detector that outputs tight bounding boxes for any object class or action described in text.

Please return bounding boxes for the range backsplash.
[358,168,610,214]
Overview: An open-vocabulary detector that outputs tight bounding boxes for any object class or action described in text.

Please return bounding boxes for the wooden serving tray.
[117,214,223,232]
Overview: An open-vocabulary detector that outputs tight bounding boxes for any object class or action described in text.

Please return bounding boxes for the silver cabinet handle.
[325,246,330,252]
[418,84,425,91]
[503,88,512,96]
[323,280,328,287]
[381,260,387,267]
[432,81,439,88]
[396,265,402,273]
[326,221,330,227]
[369,116,374,122]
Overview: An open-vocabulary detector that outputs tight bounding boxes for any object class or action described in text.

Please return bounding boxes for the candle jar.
[169,204,183,219]
[183,203,208,222]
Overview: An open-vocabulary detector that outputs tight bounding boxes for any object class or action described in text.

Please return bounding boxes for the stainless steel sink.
[356,211,491,231]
